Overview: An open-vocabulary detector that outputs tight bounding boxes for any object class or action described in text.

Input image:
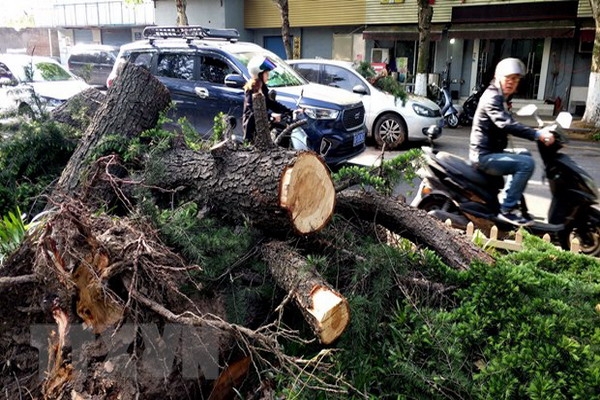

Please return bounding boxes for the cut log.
[335,189,495,270]
[159,147,335,235]
[251,91,276,150]
[262,240,350,344]
[53,63,171,197]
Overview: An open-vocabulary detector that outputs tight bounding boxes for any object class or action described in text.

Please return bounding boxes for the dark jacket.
[242,83,291,142]
[469,83,539,164]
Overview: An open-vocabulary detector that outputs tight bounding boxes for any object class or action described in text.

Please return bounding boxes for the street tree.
[272,0,293,59]
[126,0,188,26]
[414,0,434,96]
[583,0,600,127]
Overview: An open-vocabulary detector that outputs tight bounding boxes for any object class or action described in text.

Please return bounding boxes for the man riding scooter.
[469,57,556,226]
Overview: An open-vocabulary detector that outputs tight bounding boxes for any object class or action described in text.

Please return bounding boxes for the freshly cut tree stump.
[279,152,336,234]
[262,240,350,344]
[159,147,335,235]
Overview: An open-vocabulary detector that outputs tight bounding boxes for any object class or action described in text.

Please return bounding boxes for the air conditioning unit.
[371,48,389,63]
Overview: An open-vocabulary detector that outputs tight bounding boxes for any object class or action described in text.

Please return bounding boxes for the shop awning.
[362,24,444,41]
[448,20,576,40]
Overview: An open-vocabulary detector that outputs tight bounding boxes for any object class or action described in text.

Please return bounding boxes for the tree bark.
[175,0,189,26]
[158,146,335,235]
[51,87,105,132]
[335,189,495,270]
[273,0,293,59]
[415,0,433,96]
[53,63,171,198]
[262,240,350,344]
[582,0,600,127]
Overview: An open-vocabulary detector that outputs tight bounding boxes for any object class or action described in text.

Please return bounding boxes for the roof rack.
[142,25,240,44]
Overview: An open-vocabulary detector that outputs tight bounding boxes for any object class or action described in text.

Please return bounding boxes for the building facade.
[244,0,594,115]
[3,0,593,114]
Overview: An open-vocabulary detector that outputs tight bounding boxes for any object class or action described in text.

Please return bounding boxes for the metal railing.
[53,0,154,27]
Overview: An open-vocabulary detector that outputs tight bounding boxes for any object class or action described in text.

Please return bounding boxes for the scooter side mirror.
[516,104,538,116]
[555,111,572,129]
[516,104,544,127]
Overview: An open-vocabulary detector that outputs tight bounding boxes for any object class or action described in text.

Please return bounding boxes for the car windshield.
[14,60,75,82]
[232,51,307,88]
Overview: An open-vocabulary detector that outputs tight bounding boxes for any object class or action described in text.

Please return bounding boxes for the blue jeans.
[478,149,535,211]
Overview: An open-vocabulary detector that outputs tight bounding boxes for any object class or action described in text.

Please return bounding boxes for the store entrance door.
[476,38,544,99]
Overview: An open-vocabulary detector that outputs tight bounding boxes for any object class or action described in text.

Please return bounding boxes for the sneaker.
[497,208,534,227]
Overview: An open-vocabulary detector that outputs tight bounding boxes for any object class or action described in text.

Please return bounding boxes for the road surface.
[347,124,600,221]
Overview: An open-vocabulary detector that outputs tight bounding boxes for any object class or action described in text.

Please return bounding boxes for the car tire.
[373,113,407,150]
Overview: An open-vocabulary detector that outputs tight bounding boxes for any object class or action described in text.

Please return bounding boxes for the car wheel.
[446,113,459,128]
[373,113,407,150]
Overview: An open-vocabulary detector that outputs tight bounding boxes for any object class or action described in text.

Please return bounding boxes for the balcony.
[53,1,154,27]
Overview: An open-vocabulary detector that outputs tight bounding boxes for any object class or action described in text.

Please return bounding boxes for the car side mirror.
[224,73,245,88]
[352,84,368,95]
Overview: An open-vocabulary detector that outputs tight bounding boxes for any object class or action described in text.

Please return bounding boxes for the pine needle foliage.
[278,227,600,399]
[0,120,78,216]
[355,61,408,103]
[332,148,423,195]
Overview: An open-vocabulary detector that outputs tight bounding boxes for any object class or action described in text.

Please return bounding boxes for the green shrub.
[0,120,78,216]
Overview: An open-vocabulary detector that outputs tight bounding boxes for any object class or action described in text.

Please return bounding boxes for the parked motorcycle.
[458,84,486,127]
[410,105,600,256]
[430,80,460,129]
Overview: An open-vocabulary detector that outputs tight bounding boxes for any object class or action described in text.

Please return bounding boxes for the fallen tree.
[0,63,495,399]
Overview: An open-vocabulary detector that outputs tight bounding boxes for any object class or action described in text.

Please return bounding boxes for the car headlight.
[412,103,437,117]
[302,106,339,120]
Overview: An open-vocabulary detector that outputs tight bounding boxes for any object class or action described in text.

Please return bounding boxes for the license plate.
[353,131,366,146]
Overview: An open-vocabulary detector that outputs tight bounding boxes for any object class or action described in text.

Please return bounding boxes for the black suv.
[107,26,367,166]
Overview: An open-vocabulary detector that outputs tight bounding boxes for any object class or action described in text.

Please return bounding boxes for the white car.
[0,54,90,117]
[288,59,444,149]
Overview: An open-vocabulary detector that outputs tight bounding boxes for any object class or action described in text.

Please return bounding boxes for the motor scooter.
[268,89,309,150]
[410,105,600,256]
[432,80,460,129]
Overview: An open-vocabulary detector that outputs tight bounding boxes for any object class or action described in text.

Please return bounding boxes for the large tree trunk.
[335,189,495,270]
[54,63,171,198]
[415,0,433,96]
[582,0,600,128]
[158,146,335,235]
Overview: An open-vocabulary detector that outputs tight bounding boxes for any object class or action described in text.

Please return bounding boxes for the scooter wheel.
[446,114,459,129]
[560,225,600,257]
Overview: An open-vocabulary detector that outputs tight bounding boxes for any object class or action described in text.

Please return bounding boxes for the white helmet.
[494,57,525,78]
[247,55,277,79]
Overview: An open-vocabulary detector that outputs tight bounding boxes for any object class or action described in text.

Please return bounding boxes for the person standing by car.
[469,57,555,226]
[242,55,292,143]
